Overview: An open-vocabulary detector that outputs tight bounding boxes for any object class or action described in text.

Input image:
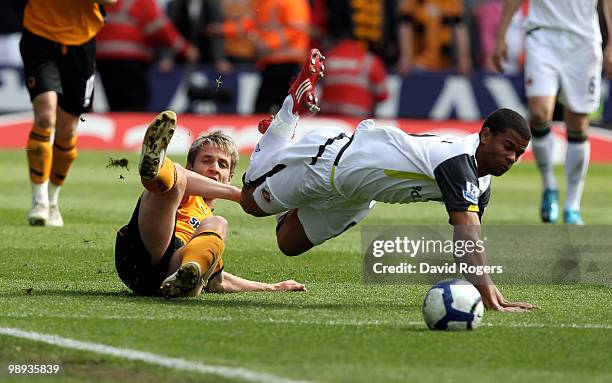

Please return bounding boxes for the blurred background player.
[115,111,305,297]
[21,0,118,227]
[241,48,535,311]
[96,0,200,111]
[208,0,311,114]
[165,0,231,73]
[319,37,388,117]
[494,0,612,225]
[474,0,526,74]
[397,0,473,75]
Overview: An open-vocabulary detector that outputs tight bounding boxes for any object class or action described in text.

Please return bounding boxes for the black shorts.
[115,198,184,296]
[20,28,96,116]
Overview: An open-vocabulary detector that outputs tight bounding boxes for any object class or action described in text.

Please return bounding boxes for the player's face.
[481,128,529,176]
[188,145,233,184]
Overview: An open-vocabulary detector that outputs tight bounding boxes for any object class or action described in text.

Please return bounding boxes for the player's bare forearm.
[493,0,523,72]
[454,24,472,75]
[449,212,493,287]
[449,211,536,311]
[496,0,523,39]
[602,0,612,77]
[603,0,612,38]
[180,165,242,203]
[205,272,306,293]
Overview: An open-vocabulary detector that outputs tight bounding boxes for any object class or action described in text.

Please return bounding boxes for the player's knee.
[35,110,56,130]
[529,109,550,126]
[197,216,228,239]
[277,238,306,257]
[240,186,268,217]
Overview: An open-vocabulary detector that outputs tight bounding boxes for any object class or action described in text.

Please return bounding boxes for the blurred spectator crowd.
[0,0,605,115]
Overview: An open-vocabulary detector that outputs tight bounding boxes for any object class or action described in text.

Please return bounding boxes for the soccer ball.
[422,279,484,331]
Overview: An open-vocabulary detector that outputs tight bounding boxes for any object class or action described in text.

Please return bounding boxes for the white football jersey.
[334,120,491,216]
[525,0,601,42]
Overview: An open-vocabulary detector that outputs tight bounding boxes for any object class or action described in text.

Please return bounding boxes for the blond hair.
[187,131,239,178]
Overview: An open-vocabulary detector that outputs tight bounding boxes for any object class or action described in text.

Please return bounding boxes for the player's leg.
[244,49,325,185]
[26,92,57,226]
[527,95,559,222]
[46,106,79,227]
[161,216,228,297]
[20,29,63,226]
[47,37,97,226]
[136,110,186,263]
[557,40,600,225]
[276,203,375,256]
[524,30,562,223]
[561,110,589,225]
[275,210,315,256]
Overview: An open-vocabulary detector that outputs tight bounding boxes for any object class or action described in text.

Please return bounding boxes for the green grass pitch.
[0,149,611,383]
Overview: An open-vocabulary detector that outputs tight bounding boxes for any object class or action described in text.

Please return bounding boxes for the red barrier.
[3,112,612,162]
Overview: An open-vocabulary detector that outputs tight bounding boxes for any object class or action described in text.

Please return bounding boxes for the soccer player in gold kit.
[22,0,117,226]
[115,111,305,297]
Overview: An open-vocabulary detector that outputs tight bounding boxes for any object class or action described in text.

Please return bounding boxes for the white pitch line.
[0,327,310,383]
[2,312,611,330]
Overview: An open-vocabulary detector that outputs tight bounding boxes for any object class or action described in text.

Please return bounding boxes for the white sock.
[564,141,590,211]
[246,96,298,182]
[48,182,62,207]
[278,95,299,127]
[31,181,49,206]
[531,133,557,190]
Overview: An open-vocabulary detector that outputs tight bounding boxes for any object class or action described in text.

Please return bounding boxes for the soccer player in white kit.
[241,49,536,312]
[493,0,612,225]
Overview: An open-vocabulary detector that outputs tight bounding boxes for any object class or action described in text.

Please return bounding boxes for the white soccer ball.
[422,279,484,330]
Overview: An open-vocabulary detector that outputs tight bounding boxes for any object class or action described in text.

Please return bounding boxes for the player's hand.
[492,39,508,73]
[186,46,200,64]
[395,54,412,76]
[215,59,233,74]
[272,280,306,292]
[604,44,612,78]
[157,57,175,73]
[478,284,537,312]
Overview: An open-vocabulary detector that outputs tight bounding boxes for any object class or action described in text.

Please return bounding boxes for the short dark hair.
[481,108,531,140]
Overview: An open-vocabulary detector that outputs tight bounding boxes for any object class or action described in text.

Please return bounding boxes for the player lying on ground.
[240,48,536,312]
[115,111,305,297]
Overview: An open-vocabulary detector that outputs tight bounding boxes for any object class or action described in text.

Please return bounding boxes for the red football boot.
[288,48,326,115]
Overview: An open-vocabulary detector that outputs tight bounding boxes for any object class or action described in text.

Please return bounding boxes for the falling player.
[240,49,536,311]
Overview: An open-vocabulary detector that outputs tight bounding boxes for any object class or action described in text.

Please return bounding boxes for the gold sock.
[27,125,53,184]
[181,232,225,277]
[141,157,177,193]
[51,136,77,185]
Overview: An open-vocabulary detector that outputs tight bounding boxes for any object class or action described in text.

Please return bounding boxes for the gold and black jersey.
[23,0,104,45]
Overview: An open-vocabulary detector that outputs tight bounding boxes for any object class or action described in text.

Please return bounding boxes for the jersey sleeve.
[477,184,491,221]
[433,154,481,214]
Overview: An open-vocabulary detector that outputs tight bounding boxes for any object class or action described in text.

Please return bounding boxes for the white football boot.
[28,202,48,226]
[47,205,64,227]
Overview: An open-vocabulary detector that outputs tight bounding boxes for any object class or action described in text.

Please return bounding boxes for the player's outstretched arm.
[205,271,306,293]
[449,211,537,312]
[177,164,242,203]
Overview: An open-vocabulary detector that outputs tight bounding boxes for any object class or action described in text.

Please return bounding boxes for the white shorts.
[524,28,602,114]
[250,127,376,245]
